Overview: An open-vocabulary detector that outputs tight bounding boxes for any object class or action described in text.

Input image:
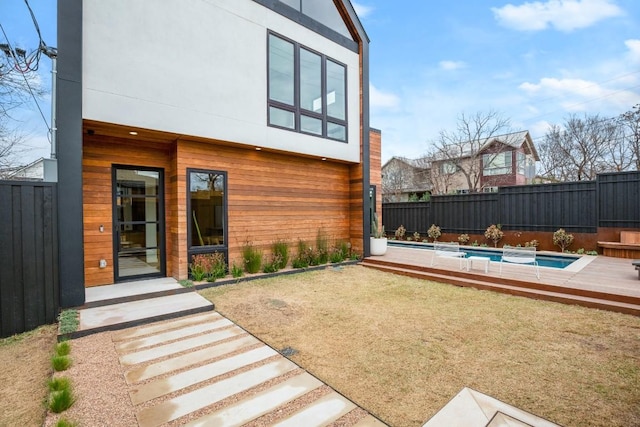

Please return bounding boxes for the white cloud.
[626,39,640,63]
[519,77,638,111]
[492,0,623,32]
[370,84,400,110]
[352,1,373,19]
[439,60,467,71]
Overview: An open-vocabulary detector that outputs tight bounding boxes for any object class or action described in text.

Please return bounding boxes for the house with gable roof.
[56,0,377,306]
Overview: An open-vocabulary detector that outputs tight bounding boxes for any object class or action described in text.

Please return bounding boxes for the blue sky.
[1,0,639,164]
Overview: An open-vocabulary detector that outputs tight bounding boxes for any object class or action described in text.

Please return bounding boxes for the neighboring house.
[381,156,431,202]
[2,157,58,181]
[429,130,539,194]
[56,0,376,305]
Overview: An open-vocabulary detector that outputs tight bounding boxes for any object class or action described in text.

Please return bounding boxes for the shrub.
[315,229,329,265]
[242,242,262,274]
[179,279,194,288]
[55,341,71,357]
[292,240,311,269]
[413,232,421,241]
[427,224,441,242]
[408,193,419,202]
[484,224,504,247]
[553,228,574,252]
[231,263,243,278]
[329,245,346,263]
[58,310,79,335]
[52,355,72,372]
[49,388,75,413]
[190,252,226,281]
[262,253,283,273]
[55,418,78,427]
[458,233,470,244]
[395,225,406,240]
[48,377,71,392]
[525,239,539,248]
[272,240,289,270]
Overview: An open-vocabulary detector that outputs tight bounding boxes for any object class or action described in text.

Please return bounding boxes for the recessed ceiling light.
[129,131,138,136]
[321,157,327,161]
[255,147,262,151]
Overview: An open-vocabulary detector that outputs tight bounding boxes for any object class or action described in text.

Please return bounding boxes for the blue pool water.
[388,241,579,269]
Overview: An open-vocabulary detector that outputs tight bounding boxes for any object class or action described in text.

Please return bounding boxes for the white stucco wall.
[82,0,362,163]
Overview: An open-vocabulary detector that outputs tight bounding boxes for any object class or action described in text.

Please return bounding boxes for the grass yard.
[0,324,57,426]
[200,265,640,427]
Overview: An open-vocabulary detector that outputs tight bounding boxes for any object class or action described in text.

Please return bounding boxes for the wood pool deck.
[362,245,640,316]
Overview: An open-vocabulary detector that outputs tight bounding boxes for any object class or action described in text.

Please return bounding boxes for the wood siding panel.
[83,135,175,287]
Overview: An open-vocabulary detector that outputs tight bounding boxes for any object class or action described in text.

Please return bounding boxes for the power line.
[0,21,51,141]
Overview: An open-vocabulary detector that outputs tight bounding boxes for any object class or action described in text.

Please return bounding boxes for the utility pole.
[41,45,57,160]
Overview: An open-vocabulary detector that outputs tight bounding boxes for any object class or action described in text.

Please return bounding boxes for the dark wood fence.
[383,171,640,235]
[0,181,59,338]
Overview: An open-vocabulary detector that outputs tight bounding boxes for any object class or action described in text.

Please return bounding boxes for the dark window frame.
[267,31,348,143]
[186,168,229,267]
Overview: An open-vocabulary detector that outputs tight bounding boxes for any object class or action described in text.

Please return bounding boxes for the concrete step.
[67,292,215,339]
[82,277,192,308]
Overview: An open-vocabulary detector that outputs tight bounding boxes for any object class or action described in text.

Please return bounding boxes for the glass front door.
[113,166,165,281]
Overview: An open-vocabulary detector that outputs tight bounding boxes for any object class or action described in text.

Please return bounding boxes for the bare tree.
[620,104,640,171]
[540,114,623,181]
[382,158,412,202]
[426,110,511,193]
[1,50,47,172]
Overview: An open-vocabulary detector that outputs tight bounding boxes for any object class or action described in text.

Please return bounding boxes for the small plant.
[586,250,598,255]
[55,341,71,357]
[190,252,226,281]
[372,213,385,238]
[49,387,75,413]
[315,229,330,265]
[58,310,79,335]
[484,224,504,247]
[48,377,71,392]
[408,193,419,202]
[525,239,539,248]
[427,224,441,242]
[395,225,406,240]
[178,279,194,288]
[576,248,585,254]
[55,418,78,427]
[329,245,346,263]
[413,232,421,241]
[420,193,431,202]
[262,253,283,273]
[553,228,574,252]
[292,240,311,269]
[242,242,262,274]
[458,234,470,244]
[52,355,72,372]
[272,240,289,270]
[471,240,479,247]
[231,262,243,278]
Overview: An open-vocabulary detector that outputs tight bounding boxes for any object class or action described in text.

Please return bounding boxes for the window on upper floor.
[517,152,527,175]
[483,152,512,176]
[268,32,348,142]
[276,0,353,40]
[441,162,457,175]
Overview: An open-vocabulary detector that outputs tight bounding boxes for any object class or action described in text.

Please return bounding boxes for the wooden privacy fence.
[383,171,640,235]
[0,181,59,338]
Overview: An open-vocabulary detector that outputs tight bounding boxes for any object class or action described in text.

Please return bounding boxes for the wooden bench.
[431,242,467,269]
[634,260,640,280]
[500,245,540,279]
[598,231,640,259]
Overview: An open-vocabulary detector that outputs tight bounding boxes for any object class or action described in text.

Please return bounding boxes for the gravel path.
[44,312,382,426]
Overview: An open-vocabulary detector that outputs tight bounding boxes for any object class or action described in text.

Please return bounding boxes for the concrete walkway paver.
[114,312,386,427]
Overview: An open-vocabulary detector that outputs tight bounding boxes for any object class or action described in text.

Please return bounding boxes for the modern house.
[385,131,538,197]
[56,0,377,306]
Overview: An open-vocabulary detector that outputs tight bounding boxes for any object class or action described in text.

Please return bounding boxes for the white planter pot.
[370,237,388,256]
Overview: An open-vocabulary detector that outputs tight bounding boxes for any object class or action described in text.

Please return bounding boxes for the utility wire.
[0,21,51,142]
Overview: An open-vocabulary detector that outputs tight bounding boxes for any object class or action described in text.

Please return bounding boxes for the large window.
[275,0,354,40]
[483,152,513,176]
[188,170,226,250]
[268,32,348,142]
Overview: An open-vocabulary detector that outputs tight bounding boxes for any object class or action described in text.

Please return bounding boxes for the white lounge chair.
[500,245,540,279]
[431,242,467,269]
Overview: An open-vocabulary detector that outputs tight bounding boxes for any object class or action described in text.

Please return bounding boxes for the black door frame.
[112,165,166,282]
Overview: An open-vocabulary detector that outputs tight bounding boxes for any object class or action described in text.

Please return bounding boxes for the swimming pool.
[388,241,580,269]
